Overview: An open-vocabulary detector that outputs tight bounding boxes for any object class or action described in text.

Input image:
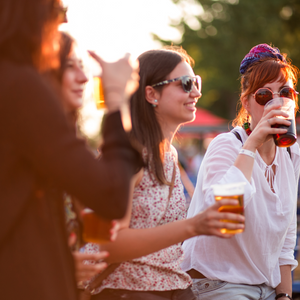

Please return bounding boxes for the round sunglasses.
[152,75,202,94]
[252,87,299,105]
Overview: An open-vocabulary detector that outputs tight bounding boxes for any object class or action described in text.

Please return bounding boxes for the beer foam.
[211,182,246,196]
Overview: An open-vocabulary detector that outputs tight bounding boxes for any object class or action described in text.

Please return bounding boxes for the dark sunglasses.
[253,87,299,105]
[152,75,202,94]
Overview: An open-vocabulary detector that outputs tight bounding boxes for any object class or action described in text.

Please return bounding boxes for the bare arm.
[101,197,245,263]
[275,265,292,299]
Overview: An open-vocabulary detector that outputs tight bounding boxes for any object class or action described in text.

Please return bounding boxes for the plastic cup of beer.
[212,182,246,234]
[264,97,296,147]
[93,76,106,110]
[81,208,113,244]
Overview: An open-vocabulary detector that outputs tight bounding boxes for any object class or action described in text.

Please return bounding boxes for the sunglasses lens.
[280,87,295,99]
[255,89,273,105]
[182,78,193,92]
[194,79,199,92]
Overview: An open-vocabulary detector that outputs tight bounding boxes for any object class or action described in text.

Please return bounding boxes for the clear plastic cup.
[264,97,296,147]
[211,182,246,234]
[81,208,112,244]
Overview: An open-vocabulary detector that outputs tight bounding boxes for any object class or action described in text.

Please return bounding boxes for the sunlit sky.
[60,0,185,61]
[59,0,204,138]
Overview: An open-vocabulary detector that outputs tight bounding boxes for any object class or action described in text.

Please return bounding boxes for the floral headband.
[239,43,286,75]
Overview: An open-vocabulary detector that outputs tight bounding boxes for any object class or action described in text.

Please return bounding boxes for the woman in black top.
[0,1,142,299]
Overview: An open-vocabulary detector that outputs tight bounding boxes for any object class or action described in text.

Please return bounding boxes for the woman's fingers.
[110,220,120,242]
[194,199,245,237]
[87,50,104,66]
[87,51,139,112]
[73,251,109,263]
[76,261,108,282]
[266,116,291,127]
[72,251,110,282]
[68,232,77,247]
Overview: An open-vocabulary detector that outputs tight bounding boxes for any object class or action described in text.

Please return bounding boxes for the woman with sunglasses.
[78,47,245,300]
[181,44,300,300]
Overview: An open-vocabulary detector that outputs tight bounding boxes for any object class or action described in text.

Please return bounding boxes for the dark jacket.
[0,60,142,300]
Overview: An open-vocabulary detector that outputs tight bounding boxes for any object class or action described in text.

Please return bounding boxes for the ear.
[241,95,250,114]
[145,86,160,106]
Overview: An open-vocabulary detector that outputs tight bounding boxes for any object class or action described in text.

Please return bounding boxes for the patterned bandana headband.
[239,44,287,75]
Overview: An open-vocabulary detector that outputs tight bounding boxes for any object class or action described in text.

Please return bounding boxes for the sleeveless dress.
[84,146,192,294]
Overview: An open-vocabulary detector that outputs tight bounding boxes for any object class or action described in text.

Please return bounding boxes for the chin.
[183,112,196,124]
[69,98,83,110]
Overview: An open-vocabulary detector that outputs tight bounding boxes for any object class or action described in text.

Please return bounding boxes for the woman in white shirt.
[181,44,300,300]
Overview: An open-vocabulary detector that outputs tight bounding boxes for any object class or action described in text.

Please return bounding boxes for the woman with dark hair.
[78,47,245,300]
[53,31,112,279]
[54,32,86,125]
[182,44,300,300]
[0,1,142,299]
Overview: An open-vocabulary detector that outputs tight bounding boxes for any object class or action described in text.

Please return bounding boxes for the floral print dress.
[84,147,192,294]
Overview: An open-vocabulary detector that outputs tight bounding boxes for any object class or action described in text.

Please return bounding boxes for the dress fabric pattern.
[84,148,192,293]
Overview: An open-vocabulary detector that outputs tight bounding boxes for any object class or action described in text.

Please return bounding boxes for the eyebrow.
[264,84,290,90]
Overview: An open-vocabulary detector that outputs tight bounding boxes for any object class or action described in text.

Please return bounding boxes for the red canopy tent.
[178,107,229,135]
[187,107,226,126]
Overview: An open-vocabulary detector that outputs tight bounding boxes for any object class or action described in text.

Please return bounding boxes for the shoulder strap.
[157,160,176,226]
[287,147,291,159]
[231,130,243,145]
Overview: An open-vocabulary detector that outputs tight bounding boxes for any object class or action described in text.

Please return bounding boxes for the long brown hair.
[130,46,194,185]
[0,0,62,71]
[44,32,80,126]
[233,57,299,127]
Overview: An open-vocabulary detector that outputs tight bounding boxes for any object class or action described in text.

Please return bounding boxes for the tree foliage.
[155,0,300,120]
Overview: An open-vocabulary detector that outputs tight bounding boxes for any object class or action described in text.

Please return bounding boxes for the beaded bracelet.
[239,149,256,159]
[275,293,292,300]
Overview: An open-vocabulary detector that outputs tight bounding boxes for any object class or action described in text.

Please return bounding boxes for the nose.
[272,91,281,98]
[190,84,202,100]
[77,68,88,84]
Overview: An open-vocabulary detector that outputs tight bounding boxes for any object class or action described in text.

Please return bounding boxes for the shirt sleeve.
[2,65,143,220]
[279,143,300,270]
[279,209,298,270]
[202,132,255,206]
[188,132,256,217]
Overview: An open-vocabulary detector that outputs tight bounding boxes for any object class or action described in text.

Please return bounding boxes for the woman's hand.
[110,220,120,242]
[88,51,139,113]
[190,199,245,238]
[244,102,291,151]
[72,251,109,283]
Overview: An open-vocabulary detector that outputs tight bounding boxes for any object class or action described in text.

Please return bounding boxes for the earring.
[152,99,158,107]
[243,114,252,136]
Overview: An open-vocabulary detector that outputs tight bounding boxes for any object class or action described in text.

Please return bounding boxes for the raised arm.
[1,58,142,220]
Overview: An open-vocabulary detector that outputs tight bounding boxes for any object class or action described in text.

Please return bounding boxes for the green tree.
[155,0,300,120]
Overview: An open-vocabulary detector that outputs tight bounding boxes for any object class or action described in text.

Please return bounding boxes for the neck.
[159,121,179,151]
[257,140,276,165]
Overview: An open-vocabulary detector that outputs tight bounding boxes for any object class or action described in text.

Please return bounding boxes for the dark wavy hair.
[55,32,75,82]
[0,0,62,70]
[130,46,194,185]
[44,32,79,125]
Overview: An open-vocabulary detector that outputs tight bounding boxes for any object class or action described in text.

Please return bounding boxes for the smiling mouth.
[185,102,196,107]
[73,90,83,96]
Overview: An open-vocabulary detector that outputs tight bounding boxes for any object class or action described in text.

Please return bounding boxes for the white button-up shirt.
[181,126,300,288]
